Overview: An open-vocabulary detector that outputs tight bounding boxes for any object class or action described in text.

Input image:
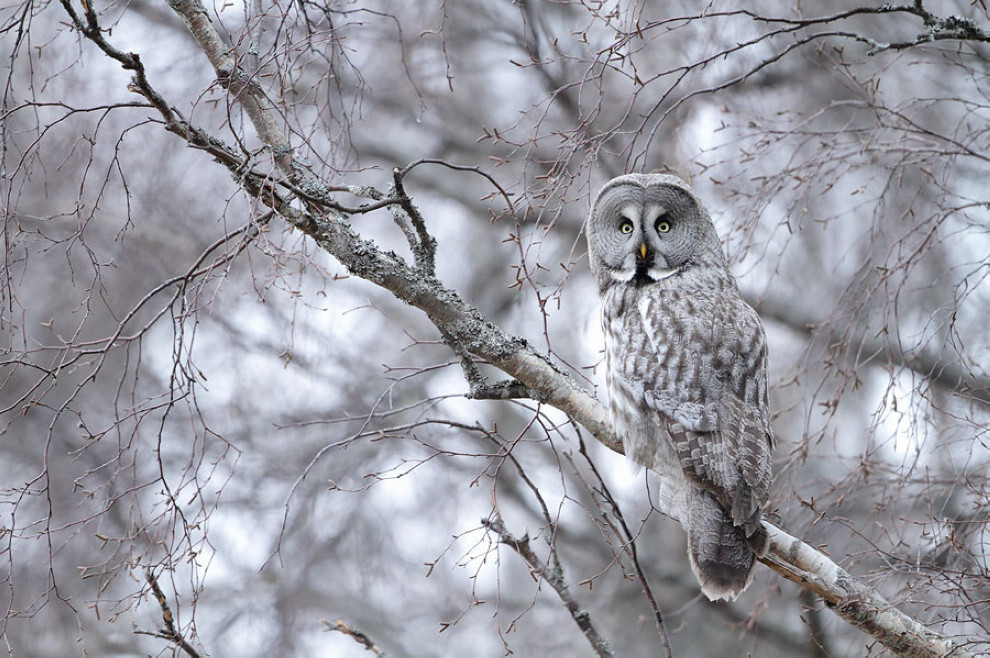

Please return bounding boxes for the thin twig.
[325,619,387,656]
[571,431,672,657]
[398,158,516,216]
[482,516,614,658]
[139,571,202,658]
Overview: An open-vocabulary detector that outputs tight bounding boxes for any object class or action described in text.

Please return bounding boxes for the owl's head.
[587,174,725,291]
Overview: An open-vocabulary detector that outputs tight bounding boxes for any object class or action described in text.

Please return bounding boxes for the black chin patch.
[633,259,652,285]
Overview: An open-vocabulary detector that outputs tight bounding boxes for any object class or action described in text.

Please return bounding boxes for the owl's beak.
[639,243,648,259]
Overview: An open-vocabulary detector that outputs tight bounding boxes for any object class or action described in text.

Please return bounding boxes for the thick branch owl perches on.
[588,174,774,601]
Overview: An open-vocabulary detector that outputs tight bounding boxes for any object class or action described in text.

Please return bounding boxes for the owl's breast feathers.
[604,281,773,545]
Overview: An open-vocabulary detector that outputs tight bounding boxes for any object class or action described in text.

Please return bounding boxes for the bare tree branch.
[569,434,673,657]
[760,525,965,658]
[482,516,614,658]
[325,620,386,656]
[137,571,202,658]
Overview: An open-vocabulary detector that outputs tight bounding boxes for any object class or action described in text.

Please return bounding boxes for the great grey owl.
[587,173,773,601]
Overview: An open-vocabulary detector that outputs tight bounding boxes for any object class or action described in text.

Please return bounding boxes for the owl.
[587,173,773,601]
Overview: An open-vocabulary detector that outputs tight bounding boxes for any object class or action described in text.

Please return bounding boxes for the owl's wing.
[637,287,773,539]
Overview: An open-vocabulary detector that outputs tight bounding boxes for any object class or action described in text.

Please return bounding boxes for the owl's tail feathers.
[687,490,759,602]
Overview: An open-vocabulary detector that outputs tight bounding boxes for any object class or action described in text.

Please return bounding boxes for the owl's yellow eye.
[656,220,671,233]
[619,220,634,234]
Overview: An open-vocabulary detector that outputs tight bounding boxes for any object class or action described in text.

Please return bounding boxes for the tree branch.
[569,435,672,657]
[324,620,386,656]
[138,571,202,658]
[759,525,965,658]
[482,516,614,658]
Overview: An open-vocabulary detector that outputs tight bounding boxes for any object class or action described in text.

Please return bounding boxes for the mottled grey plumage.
[587,173,773,601]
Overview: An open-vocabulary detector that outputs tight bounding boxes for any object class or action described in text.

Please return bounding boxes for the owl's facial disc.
[603,201,642,282]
